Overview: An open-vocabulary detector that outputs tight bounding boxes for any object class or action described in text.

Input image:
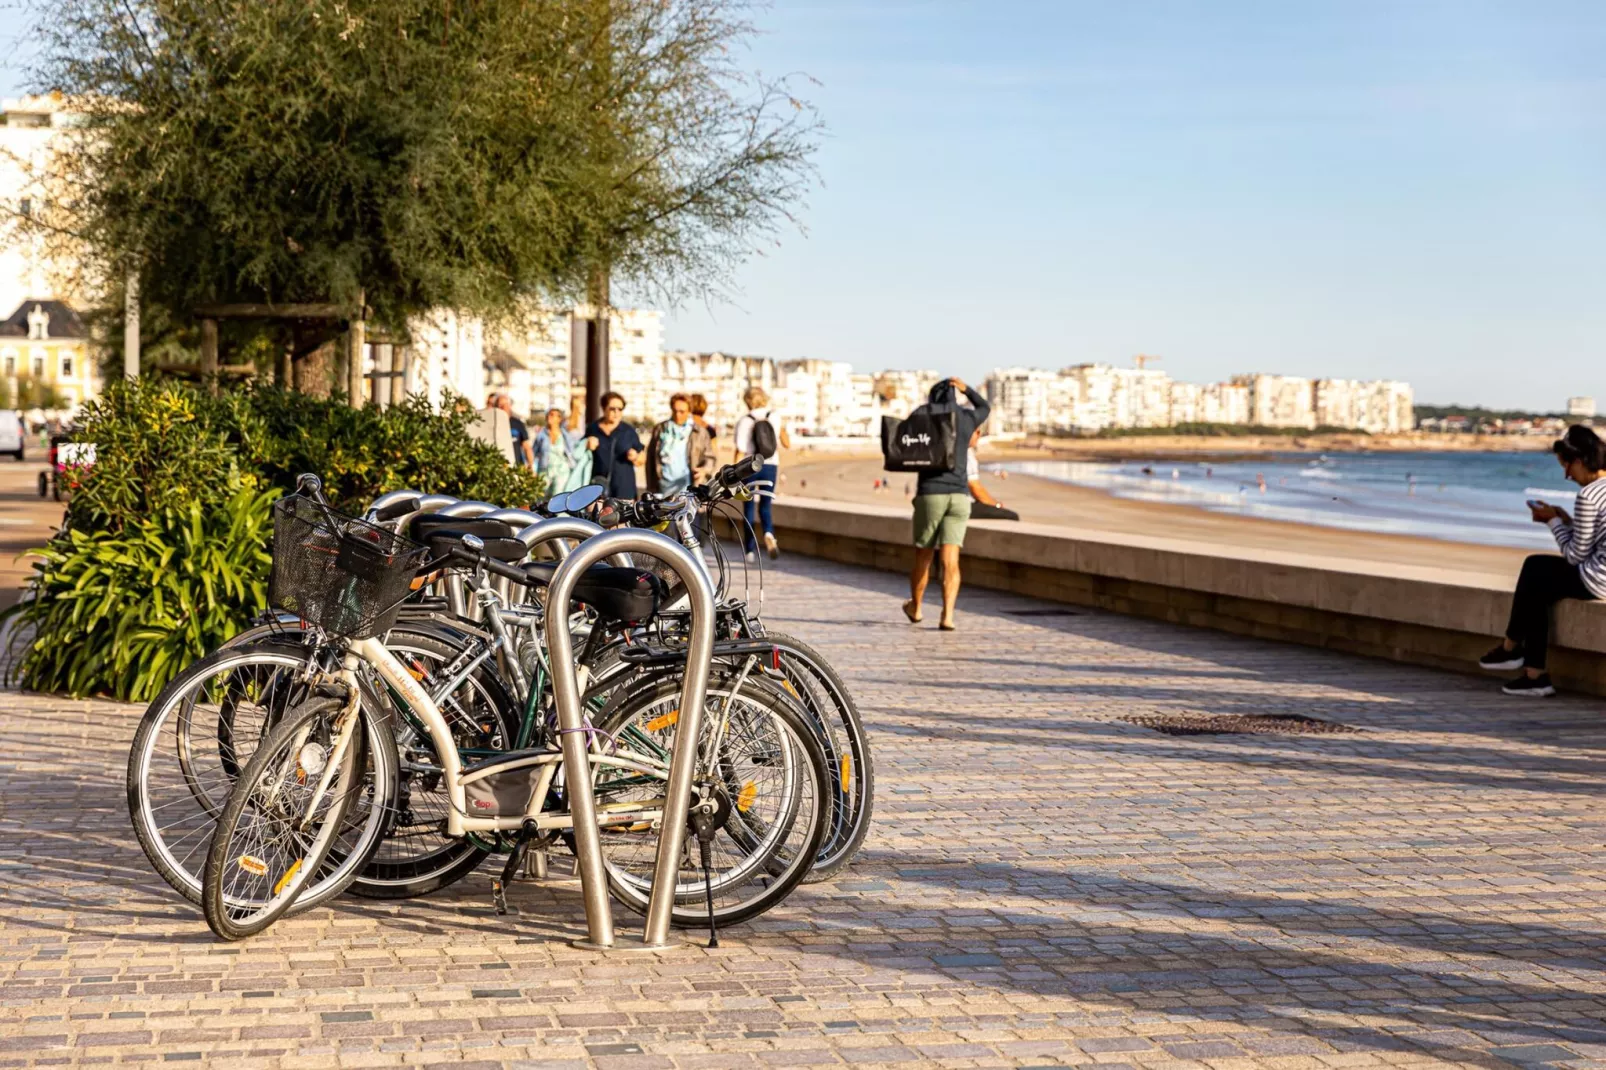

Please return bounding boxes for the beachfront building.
[1314,378,1364,429]
[486,307,664,419]
[1357,379,1413,434]
[1236,373,1316,429]
[1569,397,1596,419]
[1200,381,1251,425]
[1168,381,1202,425]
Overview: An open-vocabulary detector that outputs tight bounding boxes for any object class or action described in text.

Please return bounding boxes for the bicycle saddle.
[409,513,515,544]
[424,528,529,564]
[523,562,667,624]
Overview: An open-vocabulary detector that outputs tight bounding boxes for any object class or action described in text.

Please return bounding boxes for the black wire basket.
[269,494,429,640]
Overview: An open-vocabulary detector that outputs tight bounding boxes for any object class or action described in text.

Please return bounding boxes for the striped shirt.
[1548,477,1606,598]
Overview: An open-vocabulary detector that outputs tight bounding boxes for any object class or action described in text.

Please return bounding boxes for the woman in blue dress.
[585,391,643,499]
[530,407,596,492]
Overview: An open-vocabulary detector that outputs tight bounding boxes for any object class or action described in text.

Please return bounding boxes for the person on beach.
[1479,424,1606,697]
[586,391,643,499]
[903,377,991,631]
[647,392,716,494]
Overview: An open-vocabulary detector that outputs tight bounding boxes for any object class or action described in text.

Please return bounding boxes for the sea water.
[1003,450,1574,549]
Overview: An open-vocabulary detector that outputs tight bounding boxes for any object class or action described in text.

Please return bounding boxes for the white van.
[0,411,23,461]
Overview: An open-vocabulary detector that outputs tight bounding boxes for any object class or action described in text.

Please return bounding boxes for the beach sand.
[781,451,1530,582]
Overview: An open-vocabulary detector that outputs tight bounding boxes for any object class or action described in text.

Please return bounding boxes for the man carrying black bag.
[900,377,991,631]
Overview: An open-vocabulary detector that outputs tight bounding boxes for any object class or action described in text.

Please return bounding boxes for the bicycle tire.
[202,693,394,939]
[761,632,875,882]
[348,627,519,899]
[590,674,828,928]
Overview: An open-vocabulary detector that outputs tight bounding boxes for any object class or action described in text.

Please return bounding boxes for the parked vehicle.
[38,433,94,500]
[0,410,24,461]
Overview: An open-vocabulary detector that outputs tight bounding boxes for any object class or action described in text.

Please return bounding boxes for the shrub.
[5,486,277,701]
[7,380,545,698]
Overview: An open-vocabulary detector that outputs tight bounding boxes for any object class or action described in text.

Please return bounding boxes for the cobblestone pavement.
[4,554,1606,1069]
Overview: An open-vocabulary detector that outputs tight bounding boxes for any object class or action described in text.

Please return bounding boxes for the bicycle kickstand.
[492,820,539,916]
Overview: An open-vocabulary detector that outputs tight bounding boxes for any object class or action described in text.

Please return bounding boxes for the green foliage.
[67,379,249,532]
[31,0,818,339]
[212,387,546,511]
[7,379,544,698]
[3,486,278,701]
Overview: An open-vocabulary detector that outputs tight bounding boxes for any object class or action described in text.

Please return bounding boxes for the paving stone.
[3,554,1605,1067]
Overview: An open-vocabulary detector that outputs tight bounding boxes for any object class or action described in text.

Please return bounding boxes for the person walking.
[733,386,790,561]
[1480,424,1606,696]
[689,393,718,445]
[497,393,534,470]
[903,377,991,631]
[647,392,716,494]
[531,406,596,492]
[586,391,644,499]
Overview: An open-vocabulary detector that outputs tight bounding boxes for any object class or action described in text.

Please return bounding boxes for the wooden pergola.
[187,298,402,406]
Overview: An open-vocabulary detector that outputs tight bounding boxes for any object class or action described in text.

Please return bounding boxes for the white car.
[0,410,24,461]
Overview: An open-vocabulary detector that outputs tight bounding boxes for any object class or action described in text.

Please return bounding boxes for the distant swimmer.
[1172,468,1180,479]
[1141,465,1154,476]
[1257,472,1267,493]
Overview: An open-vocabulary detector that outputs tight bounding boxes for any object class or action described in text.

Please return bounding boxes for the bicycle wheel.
[591,675,828,928]
[202,693,392,939]
[129,641,315,904]
[761,633,875,882]
[349,627,519,899]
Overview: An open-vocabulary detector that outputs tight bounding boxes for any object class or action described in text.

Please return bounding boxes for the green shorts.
[912,493,971,549]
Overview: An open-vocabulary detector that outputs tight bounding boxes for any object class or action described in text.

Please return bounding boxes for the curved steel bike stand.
[545,528,716,953]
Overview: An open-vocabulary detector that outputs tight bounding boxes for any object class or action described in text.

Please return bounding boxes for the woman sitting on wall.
[1480,424,1606,697]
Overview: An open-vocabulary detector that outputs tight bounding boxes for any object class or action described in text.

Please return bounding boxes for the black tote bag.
[881,409,957,473]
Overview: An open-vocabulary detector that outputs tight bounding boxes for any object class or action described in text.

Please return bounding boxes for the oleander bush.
[4,379,544,699]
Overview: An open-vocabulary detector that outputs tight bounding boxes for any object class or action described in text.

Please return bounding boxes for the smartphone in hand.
[1527,499,1546,510]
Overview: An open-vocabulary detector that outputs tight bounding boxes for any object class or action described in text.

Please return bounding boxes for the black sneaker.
[1479,644,1524,671]
[1502,674,1556,697]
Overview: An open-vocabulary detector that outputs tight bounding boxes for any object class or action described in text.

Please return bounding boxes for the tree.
[24,0,817,350]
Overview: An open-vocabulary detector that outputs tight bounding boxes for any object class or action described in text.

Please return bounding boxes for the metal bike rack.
[545,527,716,952]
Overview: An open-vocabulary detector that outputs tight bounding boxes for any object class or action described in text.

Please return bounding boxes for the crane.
[1133,354,1162,370]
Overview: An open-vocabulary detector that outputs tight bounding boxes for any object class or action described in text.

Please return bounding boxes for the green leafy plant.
[8,379,544,698]
[4,486,278,701]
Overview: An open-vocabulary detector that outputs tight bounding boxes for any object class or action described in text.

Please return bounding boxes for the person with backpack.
[733,386,789,561]
[901,377,991,631]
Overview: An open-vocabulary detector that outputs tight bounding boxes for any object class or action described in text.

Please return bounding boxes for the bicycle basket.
[269,494,429,639]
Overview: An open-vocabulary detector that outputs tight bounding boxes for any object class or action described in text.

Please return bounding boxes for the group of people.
[480,387,787,561]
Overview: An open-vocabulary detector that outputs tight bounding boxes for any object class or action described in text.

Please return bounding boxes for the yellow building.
[0,300,94,409]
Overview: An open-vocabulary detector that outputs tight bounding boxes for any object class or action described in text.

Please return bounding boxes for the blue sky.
[5,2,1602,409]
[659,0,1606,409]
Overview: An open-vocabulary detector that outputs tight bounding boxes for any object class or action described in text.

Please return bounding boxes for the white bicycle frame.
[325,522,716,952]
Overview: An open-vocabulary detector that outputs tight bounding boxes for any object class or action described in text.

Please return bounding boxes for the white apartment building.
[985,368,1059,433]
[1313,378,1363,429]
[1235,373,1316,429]
[408,310,488,409]
[1199,381,1251,425]
[1168,381,1202,425]
[1568,396,1595,419]
[1357,379,1413,434]
[486,307,664,420]
[1,95,100,408]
